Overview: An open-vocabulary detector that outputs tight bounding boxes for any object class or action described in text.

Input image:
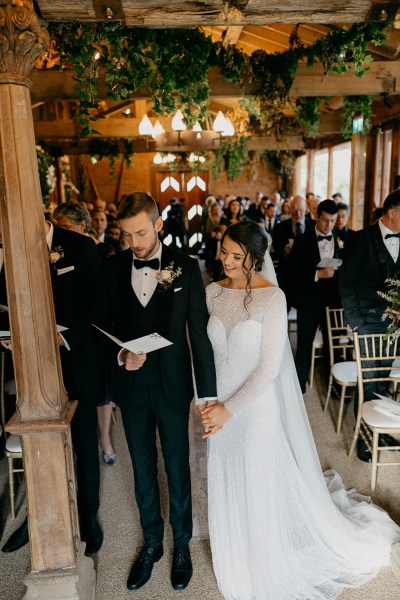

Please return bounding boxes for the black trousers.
[295,304,329,393]
[120,382,192,547]
[61,342,103,520]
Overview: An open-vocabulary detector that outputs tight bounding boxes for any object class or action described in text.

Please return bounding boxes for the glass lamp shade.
[152,120,166,138]
[139,115,154,136]
[172,109,187,132]
[192,121,202,132]
[213,111,227,133]
[221,117,235,137]
[153,152,163,164]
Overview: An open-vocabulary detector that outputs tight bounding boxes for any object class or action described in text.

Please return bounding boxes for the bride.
[198,220,400,600]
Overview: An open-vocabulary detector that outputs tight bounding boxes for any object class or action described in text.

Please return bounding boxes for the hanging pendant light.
[139,115,154,136]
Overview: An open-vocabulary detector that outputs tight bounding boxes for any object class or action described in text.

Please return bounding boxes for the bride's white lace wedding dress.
[203,281,400,600]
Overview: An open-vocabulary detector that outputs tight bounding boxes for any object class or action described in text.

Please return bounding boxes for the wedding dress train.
[203,281,400,600]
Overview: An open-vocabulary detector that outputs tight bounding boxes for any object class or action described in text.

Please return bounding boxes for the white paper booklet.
[316,257,342,269]
[93,325,172,355]
[372,393,400,418]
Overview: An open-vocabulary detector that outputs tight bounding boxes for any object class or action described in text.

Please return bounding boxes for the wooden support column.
[390,120,400,190]
[0,2,95,599]
[306,150,314,194]
[349,133,367,231]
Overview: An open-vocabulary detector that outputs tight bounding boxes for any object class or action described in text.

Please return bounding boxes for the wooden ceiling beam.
[29,62,400,103]
[120,1,387,27]
[223,26,244,47]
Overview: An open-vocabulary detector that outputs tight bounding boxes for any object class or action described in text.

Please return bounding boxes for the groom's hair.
[118,192,160,224]
[383,188,400,214]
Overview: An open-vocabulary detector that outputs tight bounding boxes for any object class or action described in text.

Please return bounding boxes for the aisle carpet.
[1,366,400,599]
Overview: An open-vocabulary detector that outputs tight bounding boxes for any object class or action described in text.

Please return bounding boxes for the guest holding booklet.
[289,199,342,393]
[94,192,217,593]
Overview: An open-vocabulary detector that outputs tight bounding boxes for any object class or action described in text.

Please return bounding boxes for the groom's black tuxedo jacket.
[289,228,342,310]
[339,223,400,331]
[95,244,217,406]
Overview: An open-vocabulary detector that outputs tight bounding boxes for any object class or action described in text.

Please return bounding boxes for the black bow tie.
[133,258,160,270]
[317,235,333,242]
[385,233,400,239]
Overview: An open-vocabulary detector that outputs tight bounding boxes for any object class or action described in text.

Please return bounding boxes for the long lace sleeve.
[224,288,287,416]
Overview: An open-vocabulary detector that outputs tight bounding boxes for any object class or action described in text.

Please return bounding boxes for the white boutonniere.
[337,238,345,250]
[155,261,182,289]
[48,246,64,266]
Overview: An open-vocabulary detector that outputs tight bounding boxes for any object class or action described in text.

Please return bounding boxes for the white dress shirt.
[379,219,400,262]
[131,243,162,307]
[315,227,334,282]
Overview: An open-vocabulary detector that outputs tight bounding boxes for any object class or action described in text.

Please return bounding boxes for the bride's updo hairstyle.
[222,221,269,308]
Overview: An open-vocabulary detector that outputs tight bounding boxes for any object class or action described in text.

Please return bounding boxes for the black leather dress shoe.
[379,433,399,447]
[127,544,163,591]
[2,518,29,552]
[356,439,372,463]
[171,545,193,591]
[81,516,103,554]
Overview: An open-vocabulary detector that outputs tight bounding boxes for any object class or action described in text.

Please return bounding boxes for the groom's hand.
[121,350,147,371]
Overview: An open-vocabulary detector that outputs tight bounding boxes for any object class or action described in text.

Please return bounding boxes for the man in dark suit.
[2,222,104,554]
[290,199,341,393]
[339,189,400,461]
[95,192,217,592]
[273,194,311,309]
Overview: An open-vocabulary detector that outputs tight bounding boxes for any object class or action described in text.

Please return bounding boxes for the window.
[331,142,351,204]
[313,149,329,199]
[298,154,307,197]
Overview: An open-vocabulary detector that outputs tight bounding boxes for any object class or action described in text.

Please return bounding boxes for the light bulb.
[153,153,163,165]
[139,115,153,136]
[152,120,165,138]
[94,51,101,60]
[213,111,227,133]
[172,109,187,132]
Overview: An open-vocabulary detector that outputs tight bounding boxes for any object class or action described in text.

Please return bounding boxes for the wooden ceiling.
[35,1,400,26]
[30,1,400,152]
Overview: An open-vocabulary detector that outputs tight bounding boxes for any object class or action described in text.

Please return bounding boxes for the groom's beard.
[132,234,159,260]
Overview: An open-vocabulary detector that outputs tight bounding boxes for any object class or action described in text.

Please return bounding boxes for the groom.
[95,192,217,591]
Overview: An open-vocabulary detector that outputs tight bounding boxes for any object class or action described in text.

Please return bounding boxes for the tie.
[317,235,333,242]
[133,258,160,270]
[385,233,400,239]
[268,219,272,232]
[295,222,303,237]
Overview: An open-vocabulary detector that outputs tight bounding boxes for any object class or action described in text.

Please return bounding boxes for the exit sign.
[352,116,364,134]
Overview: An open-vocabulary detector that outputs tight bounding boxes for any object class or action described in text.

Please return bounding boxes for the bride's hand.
[200,404,231,438]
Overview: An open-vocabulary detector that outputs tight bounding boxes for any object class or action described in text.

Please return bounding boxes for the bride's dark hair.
[221,221,269,309]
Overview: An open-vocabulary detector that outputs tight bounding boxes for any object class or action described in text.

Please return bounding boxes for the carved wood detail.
[0,0,49,78]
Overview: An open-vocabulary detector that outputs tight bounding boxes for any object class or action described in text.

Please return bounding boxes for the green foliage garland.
[36,146,54,206]
[88,138,134,178]
[341,95,373,139]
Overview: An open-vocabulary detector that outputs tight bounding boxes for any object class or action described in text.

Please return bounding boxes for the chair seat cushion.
[390,358,400,378]
[331,361,357,384]
[5,434,22,453]
[362,402,400,430]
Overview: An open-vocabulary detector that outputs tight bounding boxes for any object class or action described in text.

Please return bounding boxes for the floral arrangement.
[377,278,400,343]
[48,246,64,265]
[156,262,182,289]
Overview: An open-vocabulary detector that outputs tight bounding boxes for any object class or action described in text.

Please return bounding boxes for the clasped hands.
[198,400,231,439]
